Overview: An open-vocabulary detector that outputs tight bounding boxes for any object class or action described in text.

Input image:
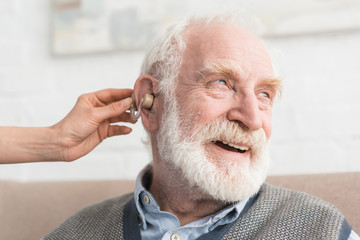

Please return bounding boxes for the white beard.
[156,97,270,203]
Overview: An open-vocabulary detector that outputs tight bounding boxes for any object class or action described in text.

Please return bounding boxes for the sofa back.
[0,172,359,240]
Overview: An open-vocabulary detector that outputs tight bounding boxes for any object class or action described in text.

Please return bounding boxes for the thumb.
[94,97,132,122]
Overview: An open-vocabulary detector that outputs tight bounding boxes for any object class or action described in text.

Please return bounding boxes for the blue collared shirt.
[134,165,249,240]
[134,165,360,240]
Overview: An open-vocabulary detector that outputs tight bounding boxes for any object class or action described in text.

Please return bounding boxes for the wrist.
[48,123,69,162]
[27,126,64,162]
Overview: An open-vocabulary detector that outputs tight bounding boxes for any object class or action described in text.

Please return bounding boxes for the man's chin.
[198,175,266,203]
[189,150,270,203]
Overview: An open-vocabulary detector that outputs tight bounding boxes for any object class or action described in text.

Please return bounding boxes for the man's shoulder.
[43,193,134,240]
[73,192,133,217]
[261,182,337,207]
[234,183,352,239]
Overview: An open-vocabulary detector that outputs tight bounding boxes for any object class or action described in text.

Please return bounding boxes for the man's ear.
[133,75,159,133]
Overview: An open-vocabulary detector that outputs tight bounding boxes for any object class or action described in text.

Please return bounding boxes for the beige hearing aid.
[130,93,154,120]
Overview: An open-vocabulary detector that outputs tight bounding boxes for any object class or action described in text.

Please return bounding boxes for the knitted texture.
[43,193,133,240]
[222,183,348,239]
[43,184,349,240]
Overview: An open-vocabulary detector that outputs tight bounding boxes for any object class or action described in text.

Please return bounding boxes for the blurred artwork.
[52,0,109,55]
[52,0,185,55]
[52,0,360,55]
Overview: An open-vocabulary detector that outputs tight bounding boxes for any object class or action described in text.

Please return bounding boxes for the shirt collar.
[134,164,153,229]
[134,164,250,230]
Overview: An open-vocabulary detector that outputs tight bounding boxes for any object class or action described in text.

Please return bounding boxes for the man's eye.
[258,92,270,98]
[214,79,227,86]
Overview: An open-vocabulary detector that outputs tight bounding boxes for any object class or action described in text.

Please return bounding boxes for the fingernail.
[124,97,132,105]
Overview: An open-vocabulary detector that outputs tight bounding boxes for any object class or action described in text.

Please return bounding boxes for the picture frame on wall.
[51,0,184,55]
[51,0,360,55]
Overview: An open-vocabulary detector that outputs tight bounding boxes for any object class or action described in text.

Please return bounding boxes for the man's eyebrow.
[196,61,283,97]
[196,61,243,80]
[259,77,283,98]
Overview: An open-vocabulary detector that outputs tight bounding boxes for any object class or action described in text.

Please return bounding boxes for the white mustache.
[187,119,267,152]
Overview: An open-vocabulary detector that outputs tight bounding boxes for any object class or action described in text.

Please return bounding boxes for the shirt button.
[171,233,180,240]
[144,194,150,204]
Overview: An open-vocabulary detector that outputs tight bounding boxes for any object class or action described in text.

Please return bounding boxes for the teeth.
[228,142,249,151]
[219,141,249,151]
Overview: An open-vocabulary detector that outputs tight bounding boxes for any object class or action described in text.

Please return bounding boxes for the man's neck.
[149,160,228,226]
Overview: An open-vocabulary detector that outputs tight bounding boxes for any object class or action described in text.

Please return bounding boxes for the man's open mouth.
[211,140,249,153]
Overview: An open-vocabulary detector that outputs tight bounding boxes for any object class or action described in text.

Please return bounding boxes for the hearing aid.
[130,93,154,121]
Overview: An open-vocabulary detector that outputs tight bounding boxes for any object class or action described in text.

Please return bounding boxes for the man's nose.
[227,92,262,131]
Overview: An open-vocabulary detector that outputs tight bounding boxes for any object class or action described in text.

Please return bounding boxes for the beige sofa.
[0,172,359,240]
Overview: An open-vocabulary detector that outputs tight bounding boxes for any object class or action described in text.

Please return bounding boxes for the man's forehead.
[184,21,261,47]
[182,22,271,65]
[179,21,276,85]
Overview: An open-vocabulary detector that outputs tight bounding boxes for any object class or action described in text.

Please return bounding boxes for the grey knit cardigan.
[44,183,352,240]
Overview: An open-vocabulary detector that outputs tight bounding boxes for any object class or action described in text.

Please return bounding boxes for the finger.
[109,112,137,124]
[94,97,132,122]
[108,125,133,137]
[93,88,133,104]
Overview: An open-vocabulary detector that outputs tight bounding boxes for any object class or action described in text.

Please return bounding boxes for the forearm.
[0,126,63,163]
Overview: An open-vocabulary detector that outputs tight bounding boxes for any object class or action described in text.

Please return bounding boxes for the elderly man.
[44,13,358,240]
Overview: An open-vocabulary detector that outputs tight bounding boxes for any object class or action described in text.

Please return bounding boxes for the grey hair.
[140,19,187,102]
[140,12,264,101]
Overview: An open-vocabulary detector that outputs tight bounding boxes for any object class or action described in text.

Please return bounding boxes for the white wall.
[270,33,360,175]
[0,0,359,181]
